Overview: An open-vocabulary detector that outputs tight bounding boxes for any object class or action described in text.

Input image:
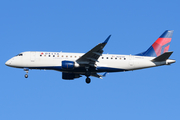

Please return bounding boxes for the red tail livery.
[137,30,173,57]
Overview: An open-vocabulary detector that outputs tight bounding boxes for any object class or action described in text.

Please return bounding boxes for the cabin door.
[30,52,36,62]
[129,55,134,66]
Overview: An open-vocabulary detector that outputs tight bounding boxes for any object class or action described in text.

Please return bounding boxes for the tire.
[25,74,28,78]
[86,78,91,84]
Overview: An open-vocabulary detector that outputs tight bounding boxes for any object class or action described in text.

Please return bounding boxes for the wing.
[76,35,111,67]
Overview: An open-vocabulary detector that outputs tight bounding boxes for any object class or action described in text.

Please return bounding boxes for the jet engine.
[62,61,79,70]
[62,72,81,80]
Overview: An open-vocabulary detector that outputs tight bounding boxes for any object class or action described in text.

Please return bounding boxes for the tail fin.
[137,30,174,57]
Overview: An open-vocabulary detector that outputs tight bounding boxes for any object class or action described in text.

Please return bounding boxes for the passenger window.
[49,55,51,57]
[107,57,108,59]
[40,55,42,57]
[53,55,55,57]
[102,57,104,59]
[124,58,126,60]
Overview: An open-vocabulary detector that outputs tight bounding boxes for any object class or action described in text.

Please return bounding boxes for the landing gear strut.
[24,68,29,78]
[85,67,91,84]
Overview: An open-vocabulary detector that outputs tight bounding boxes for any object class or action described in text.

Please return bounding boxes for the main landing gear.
[86,77,91,84]
[24,68,29,78]
[85,69,91,84]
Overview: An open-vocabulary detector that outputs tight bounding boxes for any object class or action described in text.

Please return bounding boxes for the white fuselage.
[5,51,175,74]
[5,30,175,83]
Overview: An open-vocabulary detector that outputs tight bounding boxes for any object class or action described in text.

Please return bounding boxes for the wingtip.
[102,35,111,44]
[102,72,108,77]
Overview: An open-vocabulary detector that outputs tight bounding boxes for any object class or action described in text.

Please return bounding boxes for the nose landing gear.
[24,68,29,78]
[25,74,28,78]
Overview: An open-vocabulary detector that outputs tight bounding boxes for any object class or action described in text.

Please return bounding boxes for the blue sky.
[0,0,180,120]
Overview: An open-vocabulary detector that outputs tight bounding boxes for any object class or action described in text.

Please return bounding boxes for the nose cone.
[5,59,11,66]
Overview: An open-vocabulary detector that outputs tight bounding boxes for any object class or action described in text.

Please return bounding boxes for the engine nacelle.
[62,61,80,70]
[62,61,74,69]
[62,72,81,80]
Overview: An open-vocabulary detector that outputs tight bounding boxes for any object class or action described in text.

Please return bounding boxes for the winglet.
[102,35,111,44]
[99,72,108,79]
[102,72,108,77]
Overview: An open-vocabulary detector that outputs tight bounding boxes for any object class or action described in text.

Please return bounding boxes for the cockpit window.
[16,54,23,56]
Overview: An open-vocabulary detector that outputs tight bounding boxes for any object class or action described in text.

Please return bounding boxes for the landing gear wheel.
[25,74,28,78]
[86,78,91,84]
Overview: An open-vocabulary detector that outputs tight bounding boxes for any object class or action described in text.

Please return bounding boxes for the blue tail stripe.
[136,30,173,57]
[136,46,157,57]
[160,30,173,38]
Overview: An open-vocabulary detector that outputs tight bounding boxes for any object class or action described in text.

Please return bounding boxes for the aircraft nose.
[5,59,12,66]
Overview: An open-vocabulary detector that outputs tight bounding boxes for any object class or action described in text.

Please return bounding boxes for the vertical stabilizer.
[137,30,173,57]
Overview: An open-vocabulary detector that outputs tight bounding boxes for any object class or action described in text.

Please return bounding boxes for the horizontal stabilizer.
[152,51,173,62]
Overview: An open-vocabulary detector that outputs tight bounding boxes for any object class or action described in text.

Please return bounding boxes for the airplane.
[5,30,176,84]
